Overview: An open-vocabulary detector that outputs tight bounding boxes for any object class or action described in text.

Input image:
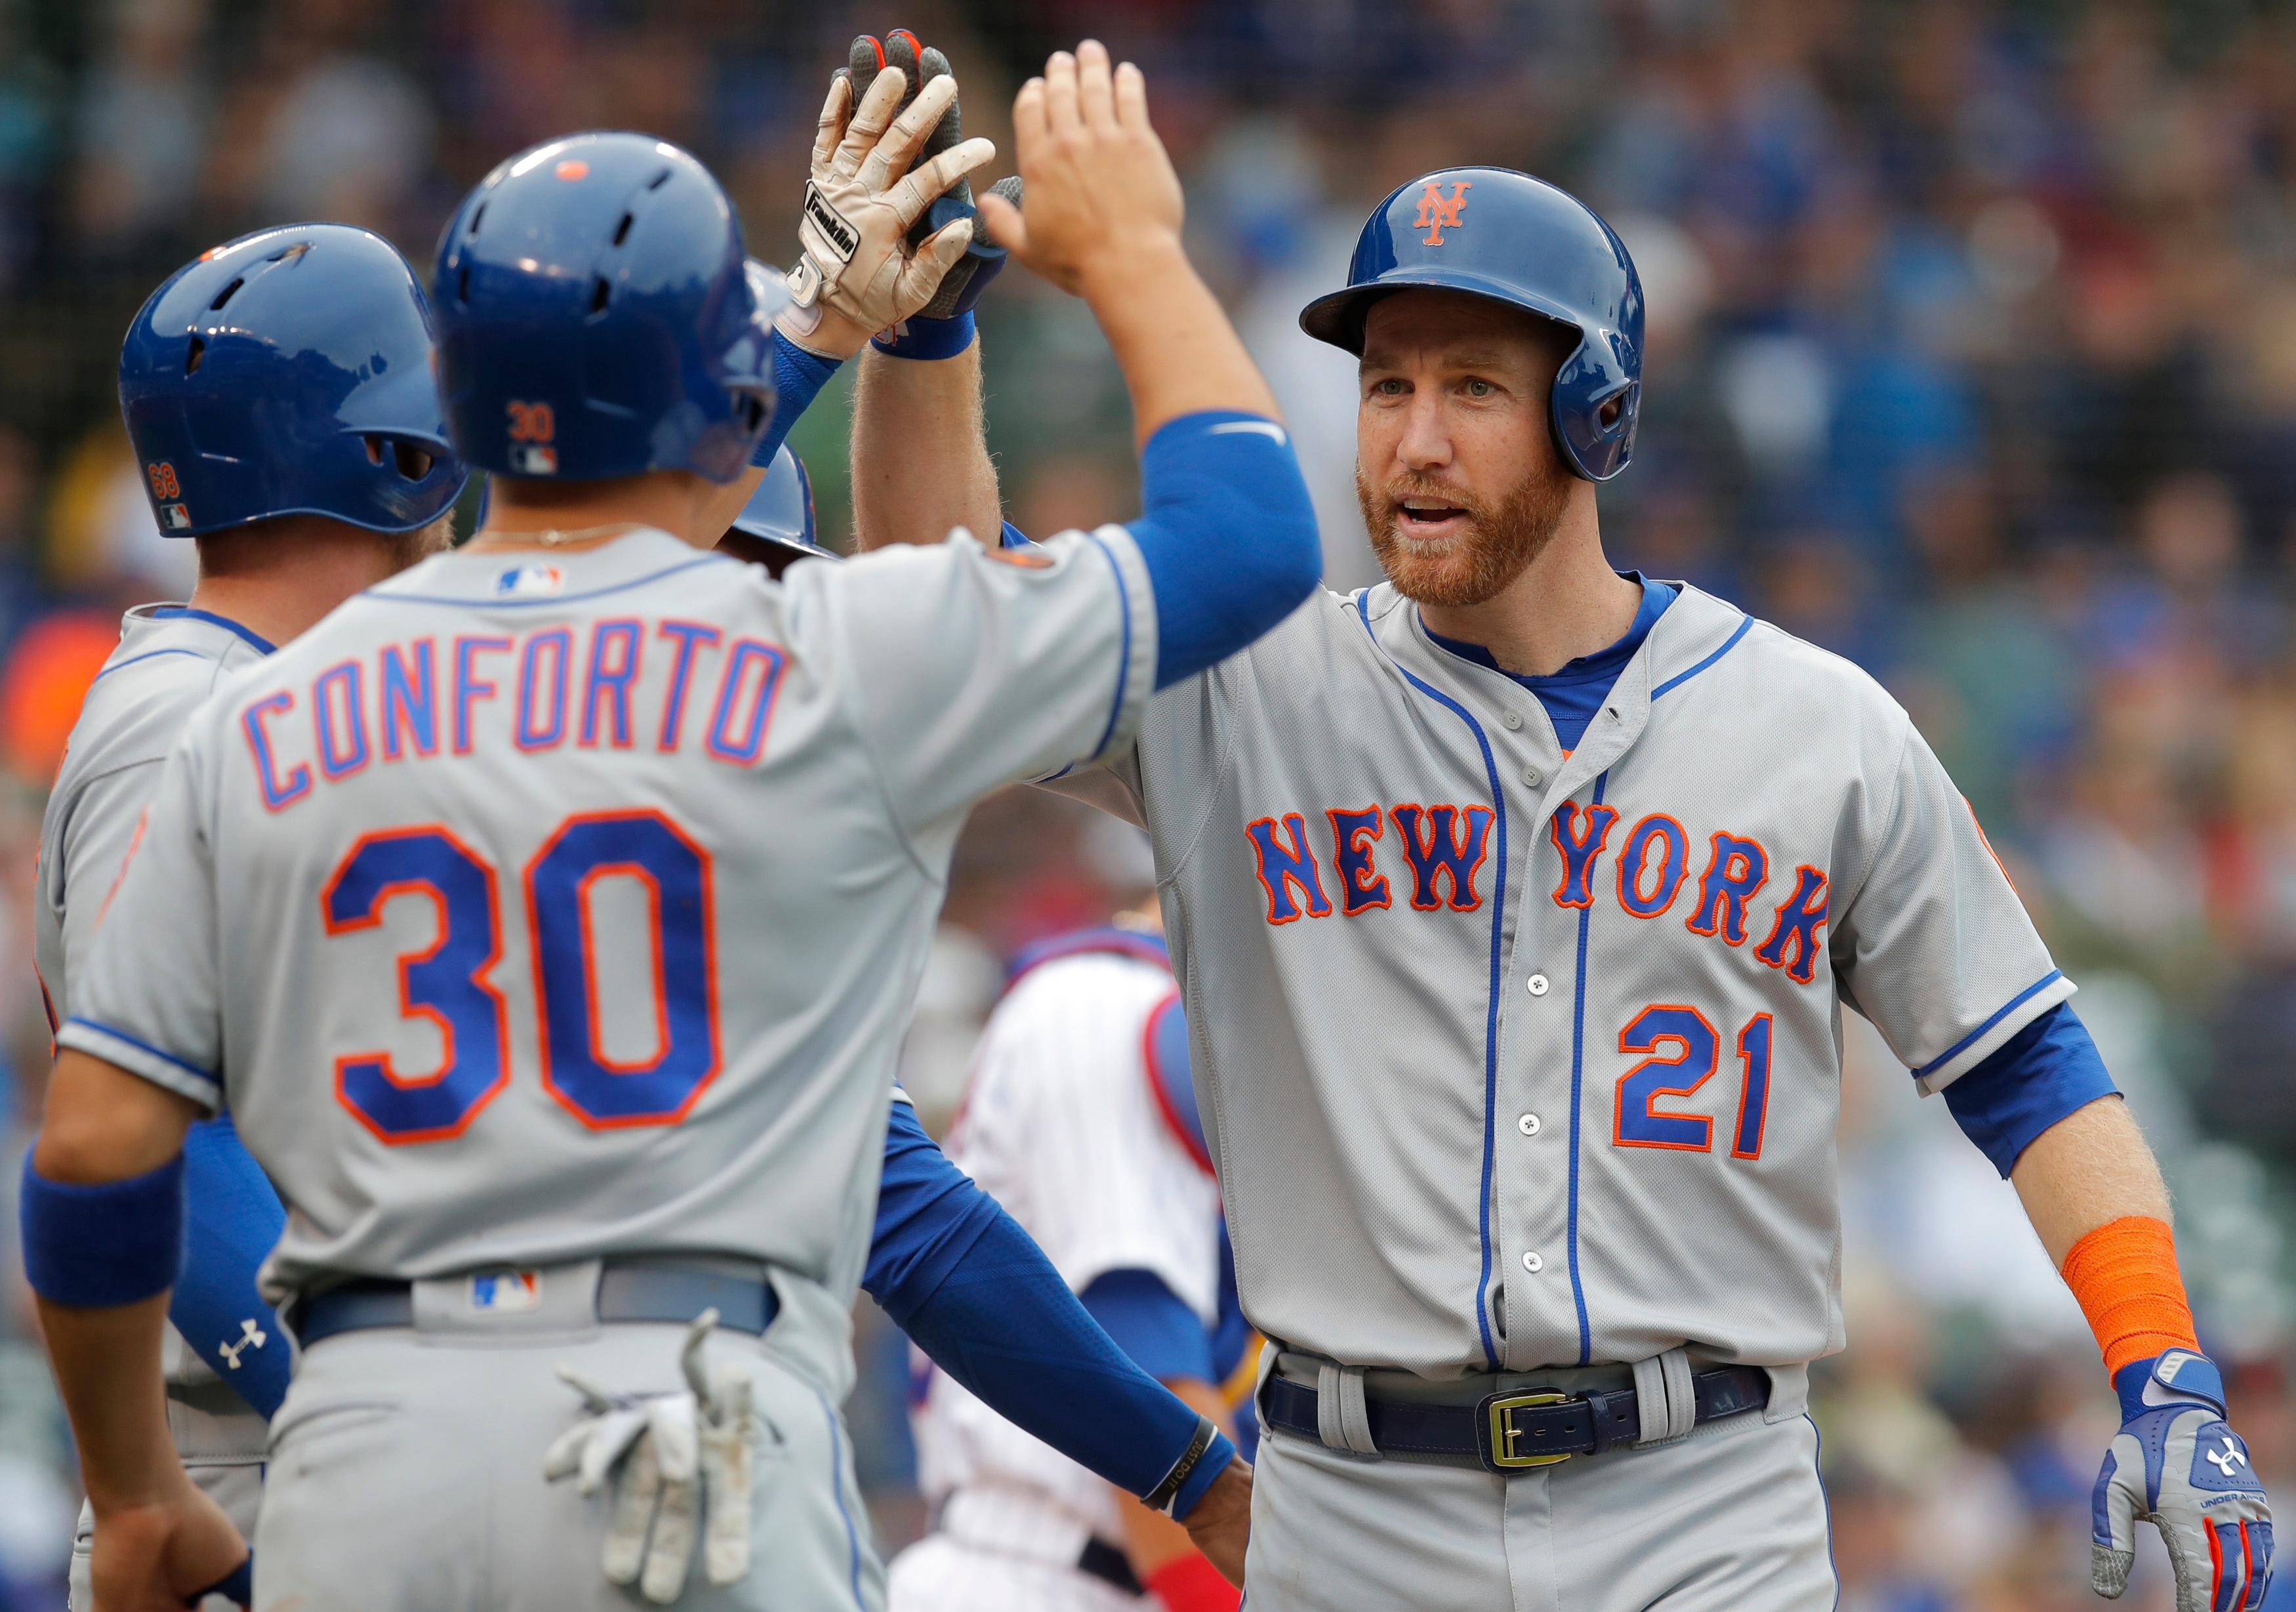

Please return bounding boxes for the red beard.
[1355,463,1572,607]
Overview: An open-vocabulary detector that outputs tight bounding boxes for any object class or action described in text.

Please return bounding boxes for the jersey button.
[1527,973,1550,997]
[1517,1113,1541,1136]
[1522,1251,1544,1273]
[1500,709,1524,730]
[1521,765,1543,788]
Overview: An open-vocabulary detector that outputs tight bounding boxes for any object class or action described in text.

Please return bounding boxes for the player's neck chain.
[469,521,650,550]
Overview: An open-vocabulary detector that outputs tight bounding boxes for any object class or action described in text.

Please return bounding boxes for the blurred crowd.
[0,0,2293,1605]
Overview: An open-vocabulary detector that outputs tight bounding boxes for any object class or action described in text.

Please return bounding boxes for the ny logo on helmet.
[1415,181,1472,246]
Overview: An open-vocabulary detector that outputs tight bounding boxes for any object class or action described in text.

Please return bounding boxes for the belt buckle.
[1478,1388,1576,1472]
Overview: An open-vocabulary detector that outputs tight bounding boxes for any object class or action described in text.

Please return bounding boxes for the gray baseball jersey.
[36,603,273,1409]
[36,606,270,1038]
[62,523,1156,1399]
[1066,580,2068,1380]
[43,606,279,1612]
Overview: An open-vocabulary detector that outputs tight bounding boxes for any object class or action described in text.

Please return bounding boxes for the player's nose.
[1393,391,1454,472]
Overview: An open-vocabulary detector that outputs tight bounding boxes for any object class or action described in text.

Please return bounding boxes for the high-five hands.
[977,40,1184,300]
[779,45,995,355]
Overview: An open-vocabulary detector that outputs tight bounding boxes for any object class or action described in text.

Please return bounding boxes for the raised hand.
[977,39,1183,300]
[779,53,995,354]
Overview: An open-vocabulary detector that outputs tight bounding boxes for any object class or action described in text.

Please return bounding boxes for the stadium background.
[0,0,2291,1605]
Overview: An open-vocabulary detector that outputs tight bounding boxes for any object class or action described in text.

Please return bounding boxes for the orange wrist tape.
[2059,1215,2200,1378]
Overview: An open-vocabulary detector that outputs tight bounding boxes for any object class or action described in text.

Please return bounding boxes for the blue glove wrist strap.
[2114,1348,2226,1422]
[872,311,976,362]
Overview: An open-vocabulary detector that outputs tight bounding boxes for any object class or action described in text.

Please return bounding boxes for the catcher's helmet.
[434,133,787,485]
[722,447,833,577]
[119,224,467,538]
[1299,167,1643,483]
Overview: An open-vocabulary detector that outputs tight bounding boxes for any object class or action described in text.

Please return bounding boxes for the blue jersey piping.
[89,647,212,684]
[66,1016,218,1090]
[815,1388,867,1609]
[1081,529,1136,755]
[1912,968,2066,1079]
[369,553,735,609]
[1565,770,1605,1365]
[1650,615,1750,700]
[148,606,277,656]
[1355,591,1503,1371]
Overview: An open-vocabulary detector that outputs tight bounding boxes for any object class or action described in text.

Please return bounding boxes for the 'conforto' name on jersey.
[237,620,786,812]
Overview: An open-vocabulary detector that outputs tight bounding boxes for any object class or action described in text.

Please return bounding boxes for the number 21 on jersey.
[1612,1004,1771,1160]
[321,808,719,1144]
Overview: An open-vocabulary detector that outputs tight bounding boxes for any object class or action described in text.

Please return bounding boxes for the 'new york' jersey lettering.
[1063,583,2069,1378]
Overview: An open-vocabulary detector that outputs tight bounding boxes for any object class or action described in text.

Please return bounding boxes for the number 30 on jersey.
[321,808,718,1144]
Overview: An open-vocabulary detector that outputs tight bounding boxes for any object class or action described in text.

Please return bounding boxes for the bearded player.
[855,157,2273,1610]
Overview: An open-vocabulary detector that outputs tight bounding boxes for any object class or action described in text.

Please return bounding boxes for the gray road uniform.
[37,605,275,1612]
[61,525,1157,1612]
[1057,581,2070,1609]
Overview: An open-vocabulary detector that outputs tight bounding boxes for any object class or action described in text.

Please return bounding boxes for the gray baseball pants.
[1242,1380,1836,1610]
[251,1298,882,1611]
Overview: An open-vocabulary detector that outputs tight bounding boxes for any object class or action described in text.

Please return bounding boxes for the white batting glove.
[543,1309,760,1605]
[780,65,995,344]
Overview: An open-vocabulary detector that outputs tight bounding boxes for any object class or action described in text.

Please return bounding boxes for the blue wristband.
[20,1150,187,1307]
[750,331,844,469]
[1165,1422,1239,1518]
[872,310,976,362]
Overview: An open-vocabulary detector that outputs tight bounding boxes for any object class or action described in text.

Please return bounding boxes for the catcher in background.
[892,895,1256,1612]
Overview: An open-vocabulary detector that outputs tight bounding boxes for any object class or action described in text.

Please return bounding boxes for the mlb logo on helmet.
[508,444,558,474]
[1415,180,1471,246]
[160,503,192,531]
[469,1270,543,1313]
[495,563,564,598]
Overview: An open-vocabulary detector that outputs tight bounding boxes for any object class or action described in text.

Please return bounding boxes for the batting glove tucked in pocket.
[2093,1349,2274,1612]
[543,1310,762,1605]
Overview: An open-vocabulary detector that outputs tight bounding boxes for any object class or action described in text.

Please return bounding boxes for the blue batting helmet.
[119,224,467,538]
[722,446,832,576]
[1299,167,1644,483]
[434,133,787,485]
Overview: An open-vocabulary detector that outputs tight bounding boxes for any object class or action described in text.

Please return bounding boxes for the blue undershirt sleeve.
[863,1096,1000,1309]
[169,1113,291,1418]
[1123,410,1322,690]
[749,331,844,470]
[1940,1003,2120,1176]
[1079,1268,1217,1386]
[864,1102,1231,1506]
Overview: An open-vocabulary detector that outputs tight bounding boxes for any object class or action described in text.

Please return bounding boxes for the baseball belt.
[1261,1363,1769,1474]
[293,1259,779,1347]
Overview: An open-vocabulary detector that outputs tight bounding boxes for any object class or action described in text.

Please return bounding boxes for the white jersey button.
[1527,973,1550,997]
[1500,709,1524,730]
[1517,1113,1541,1136]
[1521,766,1543,788]
[1522,1250,1544,1273]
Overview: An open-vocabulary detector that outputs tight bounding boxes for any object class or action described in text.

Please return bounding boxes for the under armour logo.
[2206,1437,2249,1478]
[218,1317,267,1371]
[1414,181,1472,246]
